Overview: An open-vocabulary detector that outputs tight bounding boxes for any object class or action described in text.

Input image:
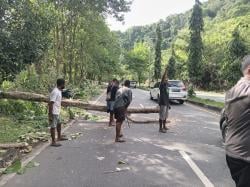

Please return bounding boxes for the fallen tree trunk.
[0,142,29,149]
[127,116,171,124]
[0,91,159,114]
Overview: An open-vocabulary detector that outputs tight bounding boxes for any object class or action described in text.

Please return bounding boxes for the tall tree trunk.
[55,24,60,75]
[69,15,78,83]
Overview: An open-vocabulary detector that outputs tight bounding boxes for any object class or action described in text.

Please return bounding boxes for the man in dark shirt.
[106,80,113,113]
[225,55,250,187]
[159,72,170,133]
[114,80,132,142]
[108,79,119,126]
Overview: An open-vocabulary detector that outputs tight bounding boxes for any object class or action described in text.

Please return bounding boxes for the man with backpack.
[225,55,250,186]
[113,80,132,143]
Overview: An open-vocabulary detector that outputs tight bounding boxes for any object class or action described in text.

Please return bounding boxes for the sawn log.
[0,91,159,114]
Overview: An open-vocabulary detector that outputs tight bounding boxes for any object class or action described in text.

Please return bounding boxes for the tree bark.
[0,91,159,114]
[0,142,29,149]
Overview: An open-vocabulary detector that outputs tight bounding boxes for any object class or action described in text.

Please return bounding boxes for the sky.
[107,0,207,31]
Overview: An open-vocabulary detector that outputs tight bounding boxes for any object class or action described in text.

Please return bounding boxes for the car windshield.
[168,81,184,87]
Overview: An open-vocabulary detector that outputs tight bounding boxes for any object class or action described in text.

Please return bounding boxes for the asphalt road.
[2,89,234,187]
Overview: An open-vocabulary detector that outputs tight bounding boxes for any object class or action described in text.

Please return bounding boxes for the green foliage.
[0,0,131,84]
[3,160,22,174]
[123,42,152,84]
[0,100,46,119]
[187,0,204,86]
[0,81,15,91]
[223,28,247,86]
[167,55,176,79]
[154,24,162,80]
[228,29,247,60]
[118,0,250,90]
[188,96,224,109]
[0,1,54,81]
[188,84,196,97]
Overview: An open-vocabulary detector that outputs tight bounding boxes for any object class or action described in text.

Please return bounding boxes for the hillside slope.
[117,0,250,89]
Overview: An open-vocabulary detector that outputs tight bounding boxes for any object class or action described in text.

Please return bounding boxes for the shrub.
[188,84,196,97]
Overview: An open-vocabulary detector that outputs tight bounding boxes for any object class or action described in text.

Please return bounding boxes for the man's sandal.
[58,137,68,141]
[115,139,126,143]
[51,143,62,147]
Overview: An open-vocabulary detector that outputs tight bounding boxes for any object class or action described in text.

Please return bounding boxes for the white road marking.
[179,150,214,187]
[93,91,106,105]
[203,127,219,132]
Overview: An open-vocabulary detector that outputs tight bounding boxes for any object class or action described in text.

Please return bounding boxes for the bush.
[15,65,61,94]
[188,84,196,97]
[0,81,15,91]
[0,100,46,119]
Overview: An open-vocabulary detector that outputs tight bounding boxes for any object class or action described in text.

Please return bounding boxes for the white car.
[150,80,187,104]
[130,81,137,88]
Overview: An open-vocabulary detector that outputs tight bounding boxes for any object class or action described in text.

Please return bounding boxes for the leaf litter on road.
[3,160,40,175]
[103,160,130,174]
[117,160,128,165]
[68,132,83,140]
[96,156,105,161]
[103,167,131,174]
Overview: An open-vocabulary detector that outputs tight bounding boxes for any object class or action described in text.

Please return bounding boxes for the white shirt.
[50,87,62,115]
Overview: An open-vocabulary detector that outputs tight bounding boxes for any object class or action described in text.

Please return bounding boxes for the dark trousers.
[226,155,250,187]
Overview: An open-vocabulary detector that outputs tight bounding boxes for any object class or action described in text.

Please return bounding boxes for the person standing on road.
[159,71,170,133]
[106,80,113,113]
[108,79,119,126]
[114,80,132,143]
[48,79,67,147]
[225,55,250,187]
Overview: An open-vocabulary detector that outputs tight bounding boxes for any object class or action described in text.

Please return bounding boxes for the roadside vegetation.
[0,0,130,145]
[188,96,224,109]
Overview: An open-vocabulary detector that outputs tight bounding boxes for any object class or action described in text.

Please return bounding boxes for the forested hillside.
[118,0,250,90]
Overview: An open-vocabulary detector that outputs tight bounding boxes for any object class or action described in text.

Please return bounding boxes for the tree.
[125,42,151,85]
[154,24,162,80]
[0,1,53,81]
[187,0,204,86]
[223,28,247,86]
[0,0,132,84]
[167,55,176,80]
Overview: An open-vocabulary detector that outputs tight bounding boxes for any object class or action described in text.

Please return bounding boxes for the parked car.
[150,80,187,104]
[220,108,228,143]
[130,81,137,88]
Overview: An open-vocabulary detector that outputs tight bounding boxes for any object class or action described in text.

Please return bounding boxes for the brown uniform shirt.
[225,77,250,162]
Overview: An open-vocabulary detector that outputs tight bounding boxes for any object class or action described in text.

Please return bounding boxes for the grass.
[0,84,102,144]
[0,109,70,144]
[188,96,224,109]
[0,116,48,143]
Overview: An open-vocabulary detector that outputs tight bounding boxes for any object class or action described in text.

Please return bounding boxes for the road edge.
[0,120,76,187]
[186,99,222,113]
